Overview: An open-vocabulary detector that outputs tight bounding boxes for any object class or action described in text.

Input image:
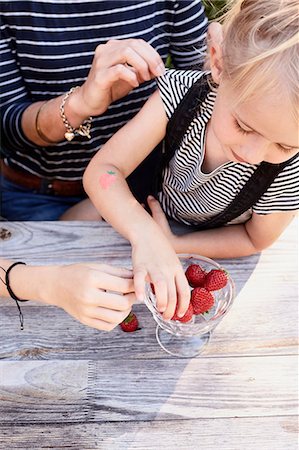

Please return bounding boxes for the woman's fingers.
[106,39,164,79]
[85,304,132,325]
[86,263,133,279]
[82,315,128,332]
[83,267,134,294]
[89,290,136,310]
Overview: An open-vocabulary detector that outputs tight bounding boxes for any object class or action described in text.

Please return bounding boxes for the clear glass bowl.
[144,254,235,358]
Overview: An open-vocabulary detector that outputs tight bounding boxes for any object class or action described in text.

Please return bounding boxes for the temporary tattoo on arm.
[99,170,117,189]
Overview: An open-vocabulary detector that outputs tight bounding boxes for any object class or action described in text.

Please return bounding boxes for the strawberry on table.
[191,287,214,315]
[205,269,228,291]
[185,264,206,287]
[171,302,194,323]
[120,312,139,332]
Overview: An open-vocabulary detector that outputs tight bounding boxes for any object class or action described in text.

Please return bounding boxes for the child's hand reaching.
[147,195,177,246]
[131,230,190,320]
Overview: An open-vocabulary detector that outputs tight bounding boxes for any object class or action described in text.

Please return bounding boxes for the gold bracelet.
[35,101,59,144]
[59,87,92,142]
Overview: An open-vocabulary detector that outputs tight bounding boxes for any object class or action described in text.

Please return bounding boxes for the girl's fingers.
[133,267,148,302]
[162,279,177,320]
[175,272,191,317]
[152,278,168,314]
[147,196,170,231]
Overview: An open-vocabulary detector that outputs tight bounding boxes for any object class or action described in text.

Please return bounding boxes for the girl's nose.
[239,134,270,164]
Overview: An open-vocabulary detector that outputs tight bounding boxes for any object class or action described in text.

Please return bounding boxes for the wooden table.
[0,220,298,450]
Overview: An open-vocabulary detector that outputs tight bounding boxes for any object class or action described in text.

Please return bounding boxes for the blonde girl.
[83,0,299,320]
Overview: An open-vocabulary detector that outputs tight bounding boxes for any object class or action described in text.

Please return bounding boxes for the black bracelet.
[0,262,29,330]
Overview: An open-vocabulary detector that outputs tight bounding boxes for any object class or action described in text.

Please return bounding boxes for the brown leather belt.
[1,161,85,197]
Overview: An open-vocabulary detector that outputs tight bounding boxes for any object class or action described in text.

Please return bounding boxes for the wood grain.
[0,219,297,450]
[0,301,297,360]
[0,356,297,424]
[0,417,298,450]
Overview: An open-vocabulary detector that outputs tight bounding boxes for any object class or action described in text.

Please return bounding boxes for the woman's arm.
[83,91,190,320]
[0,259,136,331]
[0,37,164,148]
[148,197,297,258]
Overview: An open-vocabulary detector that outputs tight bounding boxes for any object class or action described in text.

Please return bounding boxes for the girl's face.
[210,81,299,165]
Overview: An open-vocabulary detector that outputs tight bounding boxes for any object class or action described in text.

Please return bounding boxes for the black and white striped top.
[0,0,207,180]
[156,69,299,225]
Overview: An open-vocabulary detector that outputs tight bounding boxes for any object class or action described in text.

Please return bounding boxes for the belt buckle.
[40,178,56,195]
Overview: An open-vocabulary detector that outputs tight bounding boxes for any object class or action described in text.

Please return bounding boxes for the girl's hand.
[41,263,136,331]
[147,196,177,244]
[75,39,165,118]
[131,231,190,321]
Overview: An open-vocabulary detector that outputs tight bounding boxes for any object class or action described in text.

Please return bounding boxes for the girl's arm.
[83,91,190,320]
[148,197,297,258]
[0,258,136,331]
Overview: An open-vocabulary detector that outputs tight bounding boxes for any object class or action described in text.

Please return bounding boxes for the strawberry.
[185,264,206,287]
[99,170,116,189]
[171,302,194,323]
[205,269,228,291]
[191,287,214,314]
[120,312,139,332]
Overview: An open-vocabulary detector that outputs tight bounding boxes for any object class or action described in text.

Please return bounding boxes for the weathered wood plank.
[0,356,297,424]
[0,220,297,359]
[0,300,297,360]
[0,219,297,296]
[0,416,298,450]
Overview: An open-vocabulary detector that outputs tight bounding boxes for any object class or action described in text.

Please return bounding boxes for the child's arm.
[83,91,190,320]
[148,196,297,258]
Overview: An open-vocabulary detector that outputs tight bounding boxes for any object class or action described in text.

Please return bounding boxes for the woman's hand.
[41,263,136,331]
[75,39,165,118]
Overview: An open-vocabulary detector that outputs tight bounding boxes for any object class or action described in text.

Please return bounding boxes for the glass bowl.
[144,254,235,358]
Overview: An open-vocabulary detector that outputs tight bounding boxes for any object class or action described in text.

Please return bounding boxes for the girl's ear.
[208,22,224,85]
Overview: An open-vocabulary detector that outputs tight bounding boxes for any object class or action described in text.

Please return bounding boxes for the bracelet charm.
[60,87,92,141]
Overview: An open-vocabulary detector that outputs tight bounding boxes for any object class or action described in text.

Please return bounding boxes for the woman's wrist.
[64,86,93,126]
[6,264,60,307]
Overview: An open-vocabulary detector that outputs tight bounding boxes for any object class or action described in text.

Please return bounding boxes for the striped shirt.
[156,69,299,226]
[0,0,207,180]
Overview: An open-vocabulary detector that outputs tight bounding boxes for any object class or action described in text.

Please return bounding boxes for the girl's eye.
[234,119,250,135]
[277,144,297,154]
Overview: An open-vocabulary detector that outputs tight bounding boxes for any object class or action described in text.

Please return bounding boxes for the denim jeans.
[0,175,86,221]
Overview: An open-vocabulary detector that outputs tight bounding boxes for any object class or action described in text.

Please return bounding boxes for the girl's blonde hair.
[219,0,299,119]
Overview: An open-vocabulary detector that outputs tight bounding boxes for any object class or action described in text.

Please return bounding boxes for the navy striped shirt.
[156,69,299,224]
[0,0,207,180]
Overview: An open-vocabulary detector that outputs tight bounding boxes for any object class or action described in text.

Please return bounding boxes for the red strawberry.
[120,312,139,332]
[171,302,194,323]
[185,264,206,287]
[205,269,228,291]
[191,287,214,314]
